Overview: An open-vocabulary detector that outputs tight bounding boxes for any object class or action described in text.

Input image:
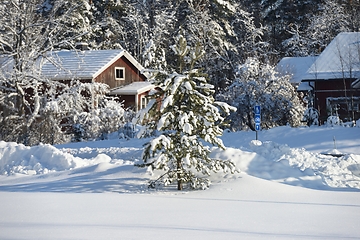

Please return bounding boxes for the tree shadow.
[0,164,151,193]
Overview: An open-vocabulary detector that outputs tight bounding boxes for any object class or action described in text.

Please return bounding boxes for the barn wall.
[314,79,360,122]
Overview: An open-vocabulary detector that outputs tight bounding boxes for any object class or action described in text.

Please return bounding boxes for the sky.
[0,125,359,239]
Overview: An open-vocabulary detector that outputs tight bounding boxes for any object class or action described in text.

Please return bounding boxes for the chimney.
[75,42,90,51]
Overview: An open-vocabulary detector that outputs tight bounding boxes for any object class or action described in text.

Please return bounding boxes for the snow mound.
[0,141,138,177]
[248,141,360,189]
[0,141,88,175]
[1,125,359,191]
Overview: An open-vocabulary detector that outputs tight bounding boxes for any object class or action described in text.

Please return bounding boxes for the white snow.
[276,56,317,84]
[302,32,360,80]
[0,125,360,239]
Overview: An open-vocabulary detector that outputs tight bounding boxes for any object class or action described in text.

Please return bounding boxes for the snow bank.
[1,126,359,191]
[248,140,360,189]
[0,140,139,176]
[0,141,120,175]
[0,141,78,175]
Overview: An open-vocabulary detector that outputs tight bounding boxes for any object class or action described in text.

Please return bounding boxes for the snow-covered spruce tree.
[301,91,319,126]
[172,0,264,92]
[134,34,237,190]
[301,0,352,55]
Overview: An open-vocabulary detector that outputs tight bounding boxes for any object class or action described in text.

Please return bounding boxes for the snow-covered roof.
[41,49,145,80]
[297,81,314,92]
[109,81,154,95]
[276,56,317,84]
[302,32,360,81]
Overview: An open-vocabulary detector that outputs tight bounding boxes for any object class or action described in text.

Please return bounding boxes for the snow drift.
[1,126,359,191]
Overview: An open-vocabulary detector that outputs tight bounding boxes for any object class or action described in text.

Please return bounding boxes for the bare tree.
[0,0,88,144]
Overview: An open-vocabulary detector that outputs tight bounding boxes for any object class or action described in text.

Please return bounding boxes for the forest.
[0,0,359,145]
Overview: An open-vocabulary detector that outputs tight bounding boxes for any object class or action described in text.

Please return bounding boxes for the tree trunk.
[177,158,183,190]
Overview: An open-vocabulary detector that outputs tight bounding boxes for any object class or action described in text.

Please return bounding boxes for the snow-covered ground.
[0,125,360,239]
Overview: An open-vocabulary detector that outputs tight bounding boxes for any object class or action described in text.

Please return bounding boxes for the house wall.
[314,79,360,123]
[94,56,146,89]
[117,91,150,111]
[118,95,136,110]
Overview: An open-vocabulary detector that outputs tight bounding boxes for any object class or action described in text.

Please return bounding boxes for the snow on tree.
[307,0,352,54]
[0,0,126,145]
[138,0,175,70]
[282,23,311,57]
[47,0,93,47]
[0,0,81,145]
[174,0,264,91]
[302,107,319,126]
[301,91,319,127]
[42,81,125,143]
[90,0,127,49]
[134,34,237,190]
[285,0,353,56]
[218,57,305,131]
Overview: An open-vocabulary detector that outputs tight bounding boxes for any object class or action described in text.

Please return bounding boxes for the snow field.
[1,126,360,191]
[0,126,359,239]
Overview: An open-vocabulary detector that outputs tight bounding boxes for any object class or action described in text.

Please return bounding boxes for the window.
[115,67,125,80]
[348,103,359,111]
[141,96,147,110]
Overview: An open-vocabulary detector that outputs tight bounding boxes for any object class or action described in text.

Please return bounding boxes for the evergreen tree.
[91,0,127,49]
[134,34,237,190]
[281,0,358,57]
[129,0,175,66]
[172,0,263,91]
[304,0,352,55]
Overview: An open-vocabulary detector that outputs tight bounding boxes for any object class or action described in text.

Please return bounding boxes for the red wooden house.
[41,49,153,111]
[299,32,360,123]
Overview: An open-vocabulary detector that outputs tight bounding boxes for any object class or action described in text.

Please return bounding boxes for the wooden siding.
[314,79,360,122]
[93,56,146,89]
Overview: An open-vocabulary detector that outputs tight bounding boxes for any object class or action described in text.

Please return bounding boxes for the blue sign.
[254,105,261,131]
[255,114,261,124]
[254,105,261,115]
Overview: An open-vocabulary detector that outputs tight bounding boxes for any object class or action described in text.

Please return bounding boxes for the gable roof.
[302,32,360,81]
[41,49,145,80]
[276,56,317,84]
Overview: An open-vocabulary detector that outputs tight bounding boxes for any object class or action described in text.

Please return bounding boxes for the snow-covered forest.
[1,2,360,236]
[0,0,359,145]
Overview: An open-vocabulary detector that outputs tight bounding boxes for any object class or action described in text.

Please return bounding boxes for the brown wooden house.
[41,49,153,111]
[299,32,360,123]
